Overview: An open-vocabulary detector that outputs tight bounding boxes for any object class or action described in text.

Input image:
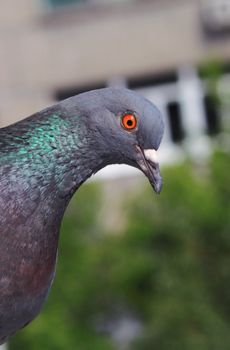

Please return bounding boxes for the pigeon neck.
[2,113,103,208]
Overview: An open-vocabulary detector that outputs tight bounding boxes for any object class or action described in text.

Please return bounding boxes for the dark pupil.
[127,119,133,127]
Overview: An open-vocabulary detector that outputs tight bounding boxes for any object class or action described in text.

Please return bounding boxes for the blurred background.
[1,0,230,349]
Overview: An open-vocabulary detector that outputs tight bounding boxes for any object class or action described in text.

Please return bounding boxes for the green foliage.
[10,151,230,349]
[199,59,223,105]
[127,152,230,349]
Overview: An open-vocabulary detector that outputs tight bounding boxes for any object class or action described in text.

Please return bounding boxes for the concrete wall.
[0,0,230,125]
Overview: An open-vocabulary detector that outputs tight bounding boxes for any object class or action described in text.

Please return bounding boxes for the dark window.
[55,82,106,101]
[47,0,86,8]
[222,62,230,74]
[204,95,220,135]
[128,71,177,89]
[167,101,185,143]
[201,0,230,38]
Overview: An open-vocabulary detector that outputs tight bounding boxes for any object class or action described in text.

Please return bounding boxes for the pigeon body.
[0,88,164,343]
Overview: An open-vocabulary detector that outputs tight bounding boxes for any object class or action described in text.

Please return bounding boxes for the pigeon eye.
[121,113,137,131]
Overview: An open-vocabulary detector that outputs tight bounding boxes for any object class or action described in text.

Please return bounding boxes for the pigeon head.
[64,88,164,193]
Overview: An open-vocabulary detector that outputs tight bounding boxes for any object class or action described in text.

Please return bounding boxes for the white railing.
[0,344,7,350]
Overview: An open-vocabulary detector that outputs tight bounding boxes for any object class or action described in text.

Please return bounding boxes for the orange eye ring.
[121,113,137,131]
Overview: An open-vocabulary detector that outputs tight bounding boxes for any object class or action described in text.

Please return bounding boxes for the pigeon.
[0,87,164,343]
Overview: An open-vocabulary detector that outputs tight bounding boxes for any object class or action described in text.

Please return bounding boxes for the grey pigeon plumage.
[0,87,164,343]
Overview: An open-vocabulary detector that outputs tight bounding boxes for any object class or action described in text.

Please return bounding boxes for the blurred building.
[0,0,230,166]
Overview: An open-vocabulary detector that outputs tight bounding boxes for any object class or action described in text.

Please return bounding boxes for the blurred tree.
[200,60,223,136]
[128,151,230,349]
[9,151,230,350]
[200,59,222,105]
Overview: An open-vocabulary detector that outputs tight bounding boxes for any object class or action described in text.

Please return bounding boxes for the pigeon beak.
[135,146,163,194]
